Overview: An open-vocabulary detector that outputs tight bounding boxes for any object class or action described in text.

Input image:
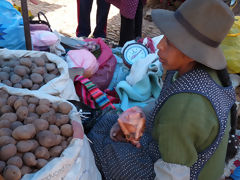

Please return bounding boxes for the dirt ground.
[12,0,161,44]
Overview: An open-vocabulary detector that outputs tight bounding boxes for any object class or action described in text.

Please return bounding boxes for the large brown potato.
[12,124,36,140]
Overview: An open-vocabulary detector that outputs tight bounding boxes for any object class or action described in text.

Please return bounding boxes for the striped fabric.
[74,75,116,110]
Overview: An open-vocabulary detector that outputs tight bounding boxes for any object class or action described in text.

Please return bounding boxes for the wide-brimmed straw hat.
[151,0,234,70]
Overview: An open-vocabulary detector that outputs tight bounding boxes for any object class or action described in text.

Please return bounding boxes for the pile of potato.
[0,89,74,180]
[0,56,60,90]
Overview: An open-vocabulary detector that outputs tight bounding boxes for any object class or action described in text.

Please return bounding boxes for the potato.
[32,67,44,75]
[40,111,56,125]
[12,124,36,140]
[0,90,8,99]
[49,125,60,135]
[46,63,56,72]
[10,74,22,84]
[33,119,49,132]
[20,165,32,176]
[51,102,58,111]
[36,104,50,115]
[0,144,17,161]
[39,99,51,106]
[28,103,36,113]
[28,112,39,119]
[49,146,63,157]
[60,141,68,149]
[50,68,59,75]
[10,121,23,130]
[0,72,9,80]
[37,130,57,148]
[14,65,27,77]
[31,84,40,90]
[60,124,73,137]
[21,79,33,88]
[55,114,69,126]
[0,105,13,114]
[16,106,28,120]
[14,98,28,110]
[16,140,38,153]
[2,80,12,87]
[13,83,22,88]
[36,158,48,169]
[0,161,5,173]
[28,97,39,105]
[58,102,72,114]
[30,73,43,84]
[0,98,7,108]
[7,96,18,107]
[2,66,11,73]
[23,95,30,102]
[0,120,10,128]
[19,58,32,67]
[7,156,23,168]
[44,74,56,83]
[1,113,17,123]
[33,58,45,66]
[55,135,62,145]
[23,116,35,125]
[24,66,30,74]
[0,136,16,146]
[34,146,50,160]
[0,128,12,136]
[3,165,21,180]
[23,152,37,167]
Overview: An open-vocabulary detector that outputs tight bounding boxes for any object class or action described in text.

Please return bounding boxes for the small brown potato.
[14,98,28,110]
[36,158,48,169]
[0,144,17,161]
[32,67,45,75]
[58,102,72,114]
[21,79,33,89]
[49,68,59,75]
[0,72,9,80]
[0,128,12,136]
[28,97,39,105]
[16,140,38,153]
[60,124,73,137]
[0,113,17,122]
[12,124,36,140]
[39,99,50,106]
[3,165,21,180]
[28,112,39,119]
[21,165,32,176]
[0,120,11,128]
[34,146,50,159]
[55,135,62,145]
[49,146,63,157]
[33,57,45,66]
[10,74,22,84]
[0,136,16,146]
[30,73,43,84]
[28,103,36,113]
[44,74,56,83]
[60,141,68,149]
[33,119,49,132]
[36,104,50,115]
[16,106,28,120]
[19,58,32,68]
[23,152,37,167]
[7,156,23,168]
[49,125,60,135]
[10,121,23,130]
[2,66,11,73]
[0,105,13,114]
[0,98,7,108]
[31,84,40,90]
[46,63,56,72]
[55,114,69,126]
[14,65,27,77]
[37,130,57,148]
[13,83,22,88]
[0,161,5,173]
[40,111,56,125]
[2,80,12,87]
[7,96,18,107]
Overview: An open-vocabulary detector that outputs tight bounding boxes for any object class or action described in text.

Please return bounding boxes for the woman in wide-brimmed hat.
[87,0,238,179]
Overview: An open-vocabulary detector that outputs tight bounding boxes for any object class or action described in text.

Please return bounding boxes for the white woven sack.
[0,85,101,180]
[0,49,79,101]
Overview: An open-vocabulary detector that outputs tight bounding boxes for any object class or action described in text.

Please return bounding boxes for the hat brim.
[151,9,226,70]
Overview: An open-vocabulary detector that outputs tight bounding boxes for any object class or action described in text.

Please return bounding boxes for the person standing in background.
[106,0,146,46]
[76,0,110,38]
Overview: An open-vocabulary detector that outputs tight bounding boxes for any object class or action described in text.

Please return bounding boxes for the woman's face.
[157,36,195,74]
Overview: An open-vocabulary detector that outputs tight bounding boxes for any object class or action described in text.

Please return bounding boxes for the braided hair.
[216,68,239,162]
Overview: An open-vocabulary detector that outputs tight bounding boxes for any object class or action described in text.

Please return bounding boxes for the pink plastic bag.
[66,49,99,78]
[31,30,58,48]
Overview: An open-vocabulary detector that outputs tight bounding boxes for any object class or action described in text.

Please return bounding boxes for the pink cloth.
[105,0,146,19]
[85,38,113,67]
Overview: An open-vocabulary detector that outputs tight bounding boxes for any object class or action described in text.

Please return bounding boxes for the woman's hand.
[110,122,127,142]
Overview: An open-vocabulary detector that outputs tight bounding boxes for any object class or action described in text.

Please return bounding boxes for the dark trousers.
[76,0,110,38]
[119,0,143,46]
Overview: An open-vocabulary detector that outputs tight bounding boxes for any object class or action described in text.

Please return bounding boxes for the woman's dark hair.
[216,68,239,162]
